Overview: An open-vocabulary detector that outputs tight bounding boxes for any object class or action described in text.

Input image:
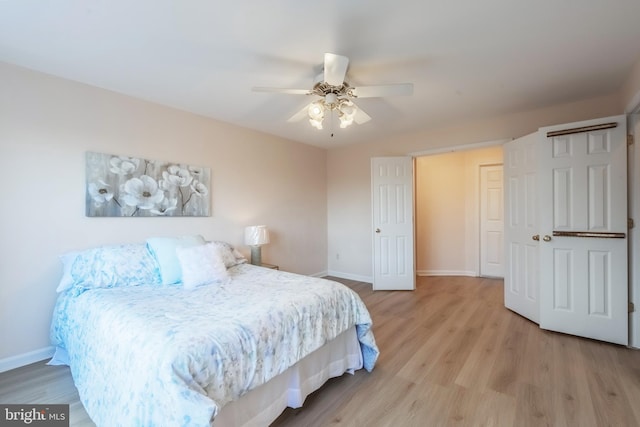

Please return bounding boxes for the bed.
[48,238,378,426]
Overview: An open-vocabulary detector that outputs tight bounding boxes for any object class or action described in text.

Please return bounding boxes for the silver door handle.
[375,228,381,233]
[543,235,552,242]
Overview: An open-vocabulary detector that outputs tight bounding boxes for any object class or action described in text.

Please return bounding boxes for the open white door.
[503,133,540,323]
[371,157,415,291]
[538,115,628,345]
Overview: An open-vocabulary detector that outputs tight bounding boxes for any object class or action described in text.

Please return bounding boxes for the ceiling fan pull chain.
[330,108,335,137]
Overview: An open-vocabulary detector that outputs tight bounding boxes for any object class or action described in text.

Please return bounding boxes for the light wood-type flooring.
[1,276,639,426]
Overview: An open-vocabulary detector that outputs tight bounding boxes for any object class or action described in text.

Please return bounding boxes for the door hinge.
[630,302,635,313]
[629,134,634,146]
[629,218,635,229]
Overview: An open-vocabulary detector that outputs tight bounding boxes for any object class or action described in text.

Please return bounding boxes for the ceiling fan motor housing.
[313,72,352,103]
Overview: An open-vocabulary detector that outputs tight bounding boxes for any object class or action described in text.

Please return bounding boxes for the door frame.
[628,112,640,349]
[625,92,640,349]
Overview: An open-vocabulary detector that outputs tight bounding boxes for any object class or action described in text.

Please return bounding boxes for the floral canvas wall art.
[86,152,210,217]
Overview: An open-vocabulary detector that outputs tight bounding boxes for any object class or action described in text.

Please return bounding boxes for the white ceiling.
[2,0,640,148]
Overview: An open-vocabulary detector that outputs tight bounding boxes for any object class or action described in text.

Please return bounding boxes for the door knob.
[532,234,539,241]
[375,228,381,233]
[543,235,551,242]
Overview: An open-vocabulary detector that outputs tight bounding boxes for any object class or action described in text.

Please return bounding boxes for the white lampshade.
[308,101,325,121]
[340,102,356,118]
[309,118,323,130]
[339,114,354,128]
[244,225,270,246]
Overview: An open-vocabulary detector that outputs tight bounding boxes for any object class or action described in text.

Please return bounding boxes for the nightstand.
[260,263,279,270]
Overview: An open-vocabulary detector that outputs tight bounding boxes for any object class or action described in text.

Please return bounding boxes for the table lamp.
[244,225,270,265]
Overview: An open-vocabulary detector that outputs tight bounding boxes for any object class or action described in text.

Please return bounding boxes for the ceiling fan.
[252,53,413,132]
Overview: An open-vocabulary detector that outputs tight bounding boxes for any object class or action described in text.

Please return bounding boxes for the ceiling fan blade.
[353,104,372,124]
[351,83,413,98]
[252,87,312,95]
[324,53,349,86]
[287,104,311,122]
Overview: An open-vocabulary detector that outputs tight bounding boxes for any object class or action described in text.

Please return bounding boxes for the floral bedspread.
[50,264,378,427]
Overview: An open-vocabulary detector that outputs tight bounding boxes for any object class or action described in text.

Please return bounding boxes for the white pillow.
[146,235,205,285]
[210,241,247,268]
[176,243,229,289]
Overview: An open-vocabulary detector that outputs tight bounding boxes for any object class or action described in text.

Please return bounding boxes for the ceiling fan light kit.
[308,94,358,130]
[253,53,413,134]
[308,101,325,129]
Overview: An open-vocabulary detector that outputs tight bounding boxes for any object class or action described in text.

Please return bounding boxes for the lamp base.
[250,246,262,266]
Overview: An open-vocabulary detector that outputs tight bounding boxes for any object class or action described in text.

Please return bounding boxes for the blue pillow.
[69,244,161,292]
[146,235,205,285]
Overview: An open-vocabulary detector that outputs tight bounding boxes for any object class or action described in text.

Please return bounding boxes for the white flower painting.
[86,152,210,217]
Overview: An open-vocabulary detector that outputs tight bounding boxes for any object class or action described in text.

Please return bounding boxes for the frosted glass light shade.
[244,225,270,246]
[308,102,324,120]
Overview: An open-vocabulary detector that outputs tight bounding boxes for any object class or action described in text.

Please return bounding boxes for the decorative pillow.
[176,243,229,289]
[68,244,161,292]
[146,235,206,284]
[210,241,247,268]
[56,251,80,292]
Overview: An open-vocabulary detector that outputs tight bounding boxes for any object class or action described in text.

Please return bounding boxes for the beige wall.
[327,93,621,280]
[415,146,504,276]
[621,56,640,112]
[416,152,466,274]
[0,63,328,365]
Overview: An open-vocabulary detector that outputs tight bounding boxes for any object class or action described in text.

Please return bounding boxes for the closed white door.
[538,115,628,345]
[480,165,504,277]
[503,133,540,323]
[371,157,415,291]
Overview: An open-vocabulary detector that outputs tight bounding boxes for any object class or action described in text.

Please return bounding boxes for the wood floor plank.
[454,304,511,391]
[486,311,531,397]
[514,382,556,427]
[2,275,639,427]
[405,299,487,387]
[548,335,598,426]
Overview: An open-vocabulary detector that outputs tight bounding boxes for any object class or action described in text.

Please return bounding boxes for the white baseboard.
[0,346,55,373]
[417,270,478,277]
[326,270,373,283]
[308,270,329,278]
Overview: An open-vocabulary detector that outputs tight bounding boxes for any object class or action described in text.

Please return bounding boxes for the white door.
[539,115,628,345]
[480,165,504,278]
[503,133,540,323]
[371,157,415,291]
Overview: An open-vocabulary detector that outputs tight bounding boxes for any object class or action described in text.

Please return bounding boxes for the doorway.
[415,146,504,277]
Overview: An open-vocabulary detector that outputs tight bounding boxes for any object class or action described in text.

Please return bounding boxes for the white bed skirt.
[214,326,363,427]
